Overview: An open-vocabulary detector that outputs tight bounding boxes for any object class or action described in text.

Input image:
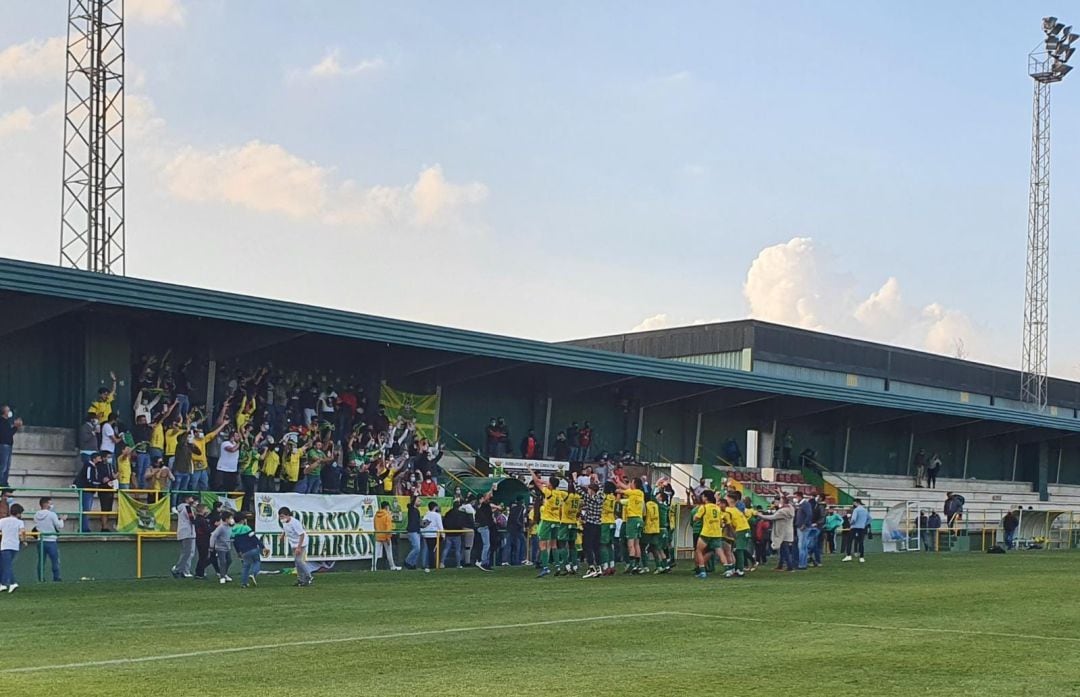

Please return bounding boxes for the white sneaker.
[474,561,484,569]
[842,556,853,562]
[391,566,402,571]
[500,562,509,567]
[219,577,227,585]
[522,560,533,566]
[424,568,431,574]
[6,584,16,593]
[0,585,6,592]
[225,575,233,582]
[859,557,865,563]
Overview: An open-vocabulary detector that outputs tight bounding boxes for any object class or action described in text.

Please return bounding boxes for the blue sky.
[1,2,1079,373]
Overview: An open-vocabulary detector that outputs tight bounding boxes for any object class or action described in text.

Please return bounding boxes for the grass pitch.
[3,552,1080,696]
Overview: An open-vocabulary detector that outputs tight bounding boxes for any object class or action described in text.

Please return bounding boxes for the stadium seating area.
[821,471,1080,519]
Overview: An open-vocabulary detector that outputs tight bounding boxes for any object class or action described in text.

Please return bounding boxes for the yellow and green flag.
[379,384,439,440]
[200,492,244,514]
[117,491,171,533]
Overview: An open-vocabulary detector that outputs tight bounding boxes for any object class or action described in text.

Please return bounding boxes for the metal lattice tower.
[59,0,125,275]
[1021,17,1076,410]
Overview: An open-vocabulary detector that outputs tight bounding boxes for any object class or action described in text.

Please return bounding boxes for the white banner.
[254,493,377,561]
[489,457,568,479]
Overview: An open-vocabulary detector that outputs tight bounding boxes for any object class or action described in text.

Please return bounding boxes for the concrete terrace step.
[13,426,76,452]
[834,473,1035,495]
[11,450,81,473]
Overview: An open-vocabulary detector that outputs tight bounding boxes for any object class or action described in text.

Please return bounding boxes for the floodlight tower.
[59,0,126,275]
[1021,17,1076,410]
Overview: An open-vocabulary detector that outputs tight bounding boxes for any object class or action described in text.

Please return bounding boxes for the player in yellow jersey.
[723,491,752,577]
[614,476,646,574]
[529,468,566,578]
[693,490,725,579]
[642,498,671,574]
[599,481,618,576]
[556,481,582,576]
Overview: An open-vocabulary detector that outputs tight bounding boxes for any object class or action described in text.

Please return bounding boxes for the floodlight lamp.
[1067,33,1080,45]
[1062,25,1073,38]
[1053,61,1073,77]
[1061,46,1077,62]
[1046,36,1060,52]
[1044,16,1059,32]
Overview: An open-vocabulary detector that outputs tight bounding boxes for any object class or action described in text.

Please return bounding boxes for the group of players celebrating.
[528,468,754,580]
[529,470,676,578]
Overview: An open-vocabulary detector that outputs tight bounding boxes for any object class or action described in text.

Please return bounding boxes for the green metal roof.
[1,256,1078,433]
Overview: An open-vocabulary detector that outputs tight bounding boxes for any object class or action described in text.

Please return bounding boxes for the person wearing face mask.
[420,472,438,497]
[0,405,22,488]
[77,412,100,480]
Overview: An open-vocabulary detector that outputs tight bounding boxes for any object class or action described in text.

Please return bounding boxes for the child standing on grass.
[278,507,313,587]
[0,503,26,593]
[231,512,267,589]
[210,513,234,584]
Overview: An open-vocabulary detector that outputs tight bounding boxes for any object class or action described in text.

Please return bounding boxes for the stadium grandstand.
[3,256,1080,576]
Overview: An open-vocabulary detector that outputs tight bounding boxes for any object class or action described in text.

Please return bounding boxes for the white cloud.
[744,237,835,330]
[125,94,167,142]
[740,237,994,363]
[302,49,384,79]
[127,0,186,26]
[165,141,328,219]
[410,165,488,224]
[164,141,487,228]
[0,37,66,83]
[632,314,671,332]
[0,108,34,139]
[0,102,62,141]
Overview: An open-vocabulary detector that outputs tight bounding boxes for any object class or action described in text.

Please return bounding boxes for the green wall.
[440,371,538,453]
[0,317,84,427]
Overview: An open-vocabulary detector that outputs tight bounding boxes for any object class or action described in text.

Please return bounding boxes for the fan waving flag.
[379,385,439,440]
[117,491,171,533]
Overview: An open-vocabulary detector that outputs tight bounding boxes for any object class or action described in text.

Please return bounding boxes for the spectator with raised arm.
[87,372,118,427]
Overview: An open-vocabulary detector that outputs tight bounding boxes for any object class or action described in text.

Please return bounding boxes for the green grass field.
[3,552,1080,696]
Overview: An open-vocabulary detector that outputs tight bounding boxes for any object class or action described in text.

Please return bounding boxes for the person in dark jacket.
[94,454,117,532]
[75,452,105,532]
[404,496,423,569]
[944,492,965,531]
[810,494,827,566]
[474,493,498,571]
[194,504,221,579]
[1002,508,1020,550]
[794,493,816,570]
[552,432,571,462]
[440,502,468,568]
[926,511,942,551]
[232,512,268,588]
[506,496,527,566]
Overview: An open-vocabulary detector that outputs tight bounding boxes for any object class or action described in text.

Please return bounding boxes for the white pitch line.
[669,611,1080,644]
[0,612,673,675]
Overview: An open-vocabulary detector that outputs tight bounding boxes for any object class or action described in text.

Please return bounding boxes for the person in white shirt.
[215,431,241,491]
[420,502,444,572]
[278,507,313,587]
[0,503,26,592]
[133,389,161,423]
[100,413,121,462]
